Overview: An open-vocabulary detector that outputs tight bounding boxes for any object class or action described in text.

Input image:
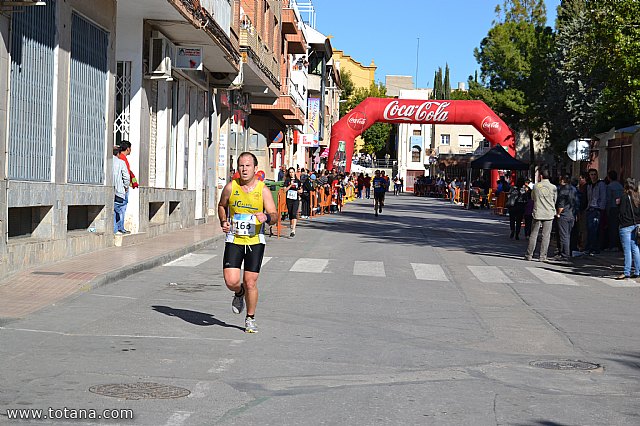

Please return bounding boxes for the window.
[307,51,322,75]
[440,134,450,145]
[114,61,132,147]
[67,13,109,184]
[413,129,421,136]
[8,2,56,181]
[411,145,421,162]
[459,135,473,148]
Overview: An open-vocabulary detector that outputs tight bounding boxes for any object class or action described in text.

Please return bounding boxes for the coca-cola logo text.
[347,111,367,131]
[481,116,501,135]
[382,100,450,122]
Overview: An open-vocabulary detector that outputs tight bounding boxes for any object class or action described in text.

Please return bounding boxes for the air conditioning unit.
[147,32,175,80]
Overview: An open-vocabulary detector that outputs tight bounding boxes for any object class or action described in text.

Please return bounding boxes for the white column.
[155,80,170,188]
[194,89,205,219]
[176,80,188,189]
[116,17,143,232]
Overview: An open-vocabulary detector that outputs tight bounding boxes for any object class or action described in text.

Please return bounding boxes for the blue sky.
[310,0,561,89]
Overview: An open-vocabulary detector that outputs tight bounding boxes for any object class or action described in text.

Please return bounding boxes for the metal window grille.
[114,61,131,146]
[67,13,108,184]
[8,0,56,181]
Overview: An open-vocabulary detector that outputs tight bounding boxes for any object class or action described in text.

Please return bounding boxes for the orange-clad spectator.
[117,141,138,189]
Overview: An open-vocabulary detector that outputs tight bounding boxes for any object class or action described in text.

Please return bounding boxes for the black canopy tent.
[466,145,529,208]
[469,144,529,170]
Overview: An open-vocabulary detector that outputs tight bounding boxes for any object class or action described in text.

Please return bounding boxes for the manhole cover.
[529,360,602,371]
[89,382,190,400]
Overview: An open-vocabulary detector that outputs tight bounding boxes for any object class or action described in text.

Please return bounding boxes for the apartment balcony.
[253,77,305,124]
[131,0,240,77]
[253,94,305,125]
[282,8,298,34]
[239,27,280,103]
[286,31,306,54]
[199,0,231,37]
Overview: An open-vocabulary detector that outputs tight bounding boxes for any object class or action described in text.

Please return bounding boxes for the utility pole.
[415,37,419,89]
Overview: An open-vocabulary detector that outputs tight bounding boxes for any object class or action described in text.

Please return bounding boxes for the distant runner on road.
[372,170,386,217]
[218,152,277,333]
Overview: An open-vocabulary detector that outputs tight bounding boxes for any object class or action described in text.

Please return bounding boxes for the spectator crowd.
[420,168,640,281]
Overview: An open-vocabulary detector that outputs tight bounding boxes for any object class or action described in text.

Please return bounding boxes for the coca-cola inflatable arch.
[328,98,515,182]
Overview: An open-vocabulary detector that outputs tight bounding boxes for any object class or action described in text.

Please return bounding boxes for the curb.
[87,233,227,291]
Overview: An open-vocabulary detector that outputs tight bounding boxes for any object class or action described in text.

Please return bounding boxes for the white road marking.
[410,263,449,281]
[165,411,192,426]
[164,253,217,267]
[290,258,330,273]
[468,265,512,283]
[0,327,241,341]
[353,261,386,277]
[526,267,582,286]
[208,358,236,373]
[261,256,272,267]
[90,294,137,300]
[188,382,211,399]
[592,276,640,287]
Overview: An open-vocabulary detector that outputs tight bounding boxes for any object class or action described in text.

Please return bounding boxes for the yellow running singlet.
[226,179,266,245]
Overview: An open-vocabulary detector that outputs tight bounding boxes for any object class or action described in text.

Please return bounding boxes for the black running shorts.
[286,198,299,220]
[223,242,266,273]
[374,192,385,203]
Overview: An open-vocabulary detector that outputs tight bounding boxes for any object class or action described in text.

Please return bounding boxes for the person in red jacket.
[117,141,138,234]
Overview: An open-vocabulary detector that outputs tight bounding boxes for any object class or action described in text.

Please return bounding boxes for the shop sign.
[175,47,203,71]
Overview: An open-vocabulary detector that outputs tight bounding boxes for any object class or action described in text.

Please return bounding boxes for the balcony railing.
[239,27,280,86]
[199,0,231,37]
[286,77,306,113]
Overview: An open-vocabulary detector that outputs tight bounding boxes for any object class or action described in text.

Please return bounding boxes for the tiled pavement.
[0,223,225,319]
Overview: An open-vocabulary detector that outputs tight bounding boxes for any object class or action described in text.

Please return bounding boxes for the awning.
[469,145,529,170]
[320,148,329,158]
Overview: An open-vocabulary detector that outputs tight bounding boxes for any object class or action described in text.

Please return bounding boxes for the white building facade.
[396,89,486,191]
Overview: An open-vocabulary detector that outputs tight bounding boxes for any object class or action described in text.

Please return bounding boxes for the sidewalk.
[0,222,225,320]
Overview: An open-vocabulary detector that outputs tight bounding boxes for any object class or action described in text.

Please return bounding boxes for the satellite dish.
[566,139,590,162]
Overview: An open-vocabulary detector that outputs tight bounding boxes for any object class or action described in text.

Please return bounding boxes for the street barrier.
[493,191,507,215]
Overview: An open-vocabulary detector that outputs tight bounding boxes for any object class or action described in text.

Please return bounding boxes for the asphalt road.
[2,194,639,425]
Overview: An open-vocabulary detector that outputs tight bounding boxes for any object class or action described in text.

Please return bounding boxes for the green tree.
[341,82,392,155]
[362,122,392,155]
[339,70,355,117]
[588,0,640,130]
[474,0,551,169]
[551,0,640,139]
[431,68,444,100]
[550,0,595,142]
[443,64,451,99]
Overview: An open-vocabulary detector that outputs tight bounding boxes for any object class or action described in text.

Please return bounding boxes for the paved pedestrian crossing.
[164,253,640,288]
[277,258,640,288]
[411,263,448,281]
[354,261,385,277]
[164,253,217,267]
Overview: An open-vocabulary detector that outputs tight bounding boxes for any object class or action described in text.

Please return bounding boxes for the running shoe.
[378,206,382,213]
[290,231,295,238]
[245,317,258,333]
[232,287,244,314]
[375,210,378,217]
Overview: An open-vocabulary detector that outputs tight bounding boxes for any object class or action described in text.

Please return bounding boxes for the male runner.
[218,152,277,333]
[372,170,387,217]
